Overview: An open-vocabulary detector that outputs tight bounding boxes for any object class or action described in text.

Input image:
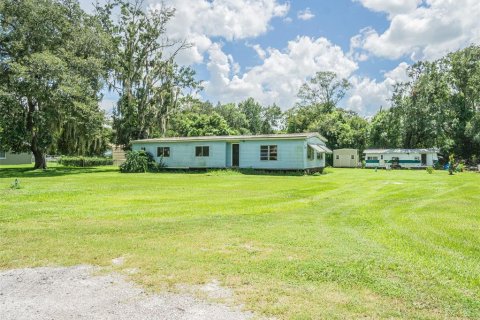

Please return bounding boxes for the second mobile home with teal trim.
[364,148,439,168]
[131,133,332,171]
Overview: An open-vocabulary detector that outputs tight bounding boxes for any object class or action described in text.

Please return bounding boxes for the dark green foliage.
[286,72,369,152]
[59,156,113,167]
[238,98,264,134]
[261,104,284,134]
[449,154,456,175]
[120,150,163,173]
[286,105,369,151]
[370,45,480,160]
[0,0,111,169]
[168,97,284,137]
[368,109,402,148]
[170,111,235,137]
[214,103,250,134]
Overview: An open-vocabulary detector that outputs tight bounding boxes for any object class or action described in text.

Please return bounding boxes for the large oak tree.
[0,0,110,168]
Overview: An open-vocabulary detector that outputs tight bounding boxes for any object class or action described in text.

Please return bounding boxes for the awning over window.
[308,144,332,154]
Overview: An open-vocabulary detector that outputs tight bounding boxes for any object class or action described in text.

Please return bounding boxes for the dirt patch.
[176,279,234,302]
[0,265,254,320]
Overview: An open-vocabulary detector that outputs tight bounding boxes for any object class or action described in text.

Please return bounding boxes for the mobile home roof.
[133,132,327,143]
[364,148,439,154]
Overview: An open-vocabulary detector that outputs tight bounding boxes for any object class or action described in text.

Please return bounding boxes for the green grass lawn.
[1,165,479,319]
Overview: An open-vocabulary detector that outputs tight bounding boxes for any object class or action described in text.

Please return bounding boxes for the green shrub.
[59,156,113,167]
[361,160,366,169]
[449,154,455,175]
[426,167,434,174]
[456,163,464,172]
[120,150,164,173]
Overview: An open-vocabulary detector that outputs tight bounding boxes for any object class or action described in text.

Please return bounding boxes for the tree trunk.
[32,147,46,170]
[27,98,47,169]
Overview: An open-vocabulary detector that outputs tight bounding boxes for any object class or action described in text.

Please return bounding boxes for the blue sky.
[204,1,391,79]
[80,0,480,116]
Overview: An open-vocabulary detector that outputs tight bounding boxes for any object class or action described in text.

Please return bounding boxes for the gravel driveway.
[0,265,254,320]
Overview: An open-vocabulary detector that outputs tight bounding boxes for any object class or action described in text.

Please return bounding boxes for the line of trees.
[1,0,479,169]
[370,47,480,162]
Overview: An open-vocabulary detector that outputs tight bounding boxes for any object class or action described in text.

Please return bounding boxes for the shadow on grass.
[154,168,316,176]
[1,166,324,178]
[0,166,118,179]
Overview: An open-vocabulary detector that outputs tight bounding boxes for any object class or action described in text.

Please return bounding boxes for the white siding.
[304,136,327,169]
[238,139,305,169]
[365,152,438,168]
[132,136,329,170]
[333,149,358,168]
[133,141,227,168]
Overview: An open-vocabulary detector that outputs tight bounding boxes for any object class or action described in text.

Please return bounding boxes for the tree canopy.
[0,0,478,167]
[0,0,111,168]
[369,45,480,161]
[98,0,201,147]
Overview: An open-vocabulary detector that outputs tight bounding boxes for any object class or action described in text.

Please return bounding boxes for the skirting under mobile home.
[364,148,439,168]
[132,133,332,171]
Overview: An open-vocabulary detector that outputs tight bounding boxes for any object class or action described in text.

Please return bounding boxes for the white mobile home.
[333,149,359,168]
[0,150,32,165]
[132,133,332,171]
[364,148,439,168]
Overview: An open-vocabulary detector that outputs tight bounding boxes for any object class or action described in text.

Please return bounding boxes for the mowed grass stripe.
[0,165,479,319]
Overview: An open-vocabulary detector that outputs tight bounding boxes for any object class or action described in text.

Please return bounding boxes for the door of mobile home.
[232,144,240,167]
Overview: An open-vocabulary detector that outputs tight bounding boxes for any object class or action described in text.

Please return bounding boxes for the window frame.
[157,147,170,158]
[307,146,315,160]
[351,155,355,160]
[0,150,5,159]
[195,146,210,157]
[317,152,323,160]
[260,145,278,161]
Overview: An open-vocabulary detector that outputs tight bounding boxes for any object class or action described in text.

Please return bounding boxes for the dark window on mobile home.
[157,147,170,157]
[260,145,277,160]
[195,146,210,157]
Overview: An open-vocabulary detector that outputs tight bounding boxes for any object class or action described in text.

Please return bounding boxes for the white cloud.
[248,44,267,60]
[297,8,315,21]
[384,61,410,83]
[205,41,410,115]
[354,0,421,17]
[205,36,358,108]
[344,62,410,115]
[352,0,480,60]
[156,0,290,65]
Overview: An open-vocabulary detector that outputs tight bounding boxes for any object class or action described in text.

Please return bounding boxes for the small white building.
[364,148,439,168]
[333,149,359,168]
